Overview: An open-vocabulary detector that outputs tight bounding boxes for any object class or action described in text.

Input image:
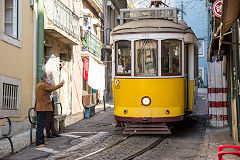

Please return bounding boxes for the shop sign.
[212,0,222,18]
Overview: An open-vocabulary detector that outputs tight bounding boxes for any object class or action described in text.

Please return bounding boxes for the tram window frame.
[161,39,182,76]
[134,39,158,77]
[115,40,132,76]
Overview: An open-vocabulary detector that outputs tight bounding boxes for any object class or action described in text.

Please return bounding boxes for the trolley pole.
[181,2,183,20]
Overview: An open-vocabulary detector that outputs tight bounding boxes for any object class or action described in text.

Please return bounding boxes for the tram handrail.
[0,116,14,155]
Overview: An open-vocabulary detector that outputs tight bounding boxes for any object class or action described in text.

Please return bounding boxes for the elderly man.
[35,73,64,148]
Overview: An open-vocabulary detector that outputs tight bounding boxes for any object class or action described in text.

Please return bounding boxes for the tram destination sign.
[120,8,178,24]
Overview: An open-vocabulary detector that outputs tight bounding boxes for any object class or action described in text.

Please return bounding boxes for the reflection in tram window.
[116,41,131,75]
[134,39,158,76]
[162,40,182,76]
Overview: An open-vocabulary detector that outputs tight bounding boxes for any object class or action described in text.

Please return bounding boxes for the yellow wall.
[0,1,34,121]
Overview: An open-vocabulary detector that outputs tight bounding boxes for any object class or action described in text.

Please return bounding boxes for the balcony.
[87,0,103,13]
[44,0,80,45]
[82,31,102,59]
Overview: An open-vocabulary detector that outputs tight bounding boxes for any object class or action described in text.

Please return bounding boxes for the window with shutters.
[1,0,22,47]
[0,75,21,117]
[197,39,204,57]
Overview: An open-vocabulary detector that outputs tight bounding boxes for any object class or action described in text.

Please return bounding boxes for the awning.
[222,0,240,33]
[208,0,240,58]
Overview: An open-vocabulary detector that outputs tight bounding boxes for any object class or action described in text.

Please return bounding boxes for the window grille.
[2,83,18,110]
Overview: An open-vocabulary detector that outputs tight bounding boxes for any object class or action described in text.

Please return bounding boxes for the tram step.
[123,123,171,135]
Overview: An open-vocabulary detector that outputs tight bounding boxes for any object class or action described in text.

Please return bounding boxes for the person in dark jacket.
[35,73,64,148]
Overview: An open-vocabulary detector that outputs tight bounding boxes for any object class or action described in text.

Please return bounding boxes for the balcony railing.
[82,31,102,59]
[88,0,103,13]
[44,0,80,42]
[94,0,103,11]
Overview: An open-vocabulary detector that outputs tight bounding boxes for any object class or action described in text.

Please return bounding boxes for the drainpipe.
[227,50,232,135]
[232,21,240,141]
[32,0,38,107]
[207,3,210,47]
[37,0,44,83]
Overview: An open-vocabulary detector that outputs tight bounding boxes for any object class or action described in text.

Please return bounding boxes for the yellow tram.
[111,7,198,133]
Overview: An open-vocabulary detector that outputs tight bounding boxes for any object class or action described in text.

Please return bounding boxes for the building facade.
[167,0,210,92]
[0,0,37,157]
[72,0,104,113]
[208,0,240,145]
[0,0,36,134]
[43,0,105,115]
[43,0,80,115]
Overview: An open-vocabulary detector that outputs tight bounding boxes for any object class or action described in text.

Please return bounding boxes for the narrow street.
[4,97,228,160]
[1,0,240,159]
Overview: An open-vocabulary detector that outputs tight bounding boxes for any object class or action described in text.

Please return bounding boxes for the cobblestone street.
[3,96,234,160]
[1,0,240,159]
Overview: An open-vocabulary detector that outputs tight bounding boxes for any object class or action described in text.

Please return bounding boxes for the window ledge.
[0,109,20,117]
[1,33,22,48]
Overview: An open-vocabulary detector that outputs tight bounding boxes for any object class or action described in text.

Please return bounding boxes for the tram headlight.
[165,110,170,114]
[141,96,151,106]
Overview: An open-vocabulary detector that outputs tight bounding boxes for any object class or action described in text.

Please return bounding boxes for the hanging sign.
[212,0,222,18]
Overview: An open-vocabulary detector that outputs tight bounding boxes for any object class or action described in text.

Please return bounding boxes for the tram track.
[75,132,167,160]
[122,135,168,160]
[75,132,134,160]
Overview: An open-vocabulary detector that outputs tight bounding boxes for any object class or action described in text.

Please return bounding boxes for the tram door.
[184,44,189,110]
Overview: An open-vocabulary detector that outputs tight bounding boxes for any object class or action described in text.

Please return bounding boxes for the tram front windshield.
[116,41,131,75]
[115,39,181,77]
[135,39,158,76]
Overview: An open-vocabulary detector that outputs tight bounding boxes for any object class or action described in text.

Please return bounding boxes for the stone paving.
[3,97,237,160]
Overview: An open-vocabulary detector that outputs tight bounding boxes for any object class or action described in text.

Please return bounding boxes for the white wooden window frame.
[1,0,22,48]
[198,67,204,82]
[0,75,21,117]
[113,38,184,79]
[197,39,204,57]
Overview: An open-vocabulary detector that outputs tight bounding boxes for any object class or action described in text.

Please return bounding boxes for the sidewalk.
[199,127,235,160]
[195,95,236,160]
[0,101,114,159]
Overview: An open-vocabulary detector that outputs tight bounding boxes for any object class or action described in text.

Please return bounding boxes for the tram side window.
[161,40,182,76]
[134,39,158,76]
[116,41,131,75]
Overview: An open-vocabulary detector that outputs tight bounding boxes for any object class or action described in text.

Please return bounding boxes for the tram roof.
[112,19,194,35]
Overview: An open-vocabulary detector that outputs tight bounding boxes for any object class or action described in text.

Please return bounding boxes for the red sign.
[212,0,222,18]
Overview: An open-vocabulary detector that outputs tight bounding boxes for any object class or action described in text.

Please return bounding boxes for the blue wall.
[167,0,210,87]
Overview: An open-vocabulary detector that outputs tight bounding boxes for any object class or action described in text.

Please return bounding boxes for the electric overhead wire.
[168,0,207,38]
[128,0,208,38]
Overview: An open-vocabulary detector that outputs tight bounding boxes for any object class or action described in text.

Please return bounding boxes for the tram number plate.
[142,33,149,38]
[123,9,175,19]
